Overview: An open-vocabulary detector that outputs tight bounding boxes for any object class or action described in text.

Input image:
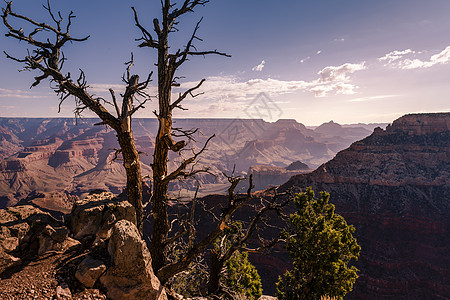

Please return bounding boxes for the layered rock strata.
[281,113,450,299]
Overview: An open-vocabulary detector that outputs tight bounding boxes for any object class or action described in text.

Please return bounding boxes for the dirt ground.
[0,252,107,300]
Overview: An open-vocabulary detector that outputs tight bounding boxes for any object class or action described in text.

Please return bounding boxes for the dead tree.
[132,0,230,275]
[155,173,258,283]
[2,0,286,288]
[1,1,151,232]
[207,180,291,295]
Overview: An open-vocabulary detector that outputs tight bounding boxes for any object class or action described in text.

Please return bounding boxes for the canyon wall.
[0,118,372,204]
[282,113,450,299]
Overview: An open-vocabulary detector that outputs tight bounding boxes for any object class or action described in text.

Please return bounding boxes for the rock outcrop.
[75,256,107,288]
[281,113,450,299]
[248,161,313,191]
[69,191,137,241]
[0,190,169,299]
[100,220,167,300]
[15,191,78,216]
[0,205,81,272]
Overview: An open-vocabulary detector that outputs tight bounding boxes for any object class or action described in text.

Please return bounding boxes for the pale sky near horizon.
[0,0,449,125]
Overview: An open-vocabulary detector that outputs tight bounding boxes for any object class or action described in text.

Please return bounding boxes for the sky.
[1,0,449,125]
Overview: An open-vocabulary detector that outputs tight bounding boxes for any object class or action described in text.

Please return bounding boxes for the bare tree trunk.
[150,134,170,271]
[150,43,173,271]
[207,250,223,295]
[117,130,143,233]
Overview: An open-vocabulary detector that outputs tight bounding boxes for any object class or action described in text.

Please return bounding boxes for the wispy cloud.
[0,88,50,99]
[380,46,450,69]
[347,94,400,103]
[179,61,367,102]
[310,82,357,97]
[318,62,367,82]
[378,49,415,63]
[252,60,266,72]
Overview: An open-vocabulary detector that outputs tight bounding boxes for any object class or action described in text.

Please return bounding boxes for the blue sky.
[1,0,449,125]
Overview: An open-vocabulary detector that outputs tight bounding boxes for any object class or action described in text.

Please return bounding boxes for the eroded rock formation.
[100,220,167,300]
[248,161,313,191]
[0,205,81,272]
[0,117,375,205]
[281,113,450,299]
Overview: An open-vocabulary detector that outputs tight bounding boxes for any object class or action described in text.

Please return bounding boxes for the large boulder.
[75,255,107,288]
[69,192,136,241]
[100,220,167,300]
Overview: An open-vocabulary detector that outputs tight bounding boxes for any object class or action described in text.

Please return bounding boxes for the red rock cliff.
[282,113,450,299]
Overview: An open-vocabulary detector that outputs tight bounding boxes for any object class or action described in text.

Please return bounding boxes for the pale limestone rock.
[38,224,81,255]
[70,192,136,240]
[6,205,56,225]
[56,282,72,299]
[0,248,21,271]
[8,222,30,241]
[0,209,17,224]
[38,234,81,255]
[2,236,19,252]
[100,220,167,300]
[75,256,107,288]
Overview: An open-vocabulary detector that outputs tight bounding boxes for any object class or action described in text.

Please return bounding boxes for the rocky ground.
[0,251,106,300]
[0,191,167,300]
[0,190,281,300]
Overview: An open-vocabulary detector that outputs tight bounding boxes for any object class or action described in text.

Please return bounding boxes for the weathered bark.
[149,33,173,272]
[117,131,143,233]
[150,133,170,271]
[207,250,223,295]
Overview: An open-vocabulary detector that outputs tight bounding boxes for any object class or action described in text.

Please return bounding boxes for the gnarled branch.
[132,6,159,48]
[162,134,215,183]
[171,78,205,110]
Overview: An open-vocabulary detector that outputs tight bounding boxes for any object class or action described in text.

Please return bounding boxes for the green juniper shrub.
[277,187,361,300]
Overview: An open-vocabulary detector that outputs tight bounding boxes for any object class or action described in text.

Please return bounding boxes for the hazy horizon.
[0,115,391,127]
[1,0,449,124]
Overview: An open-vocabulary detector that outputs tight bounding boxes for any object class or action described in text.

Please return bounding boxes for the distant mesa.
[249,161,313,191]
[387,112,450,135]
[314,120,341,132]
[285,160,310,171]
